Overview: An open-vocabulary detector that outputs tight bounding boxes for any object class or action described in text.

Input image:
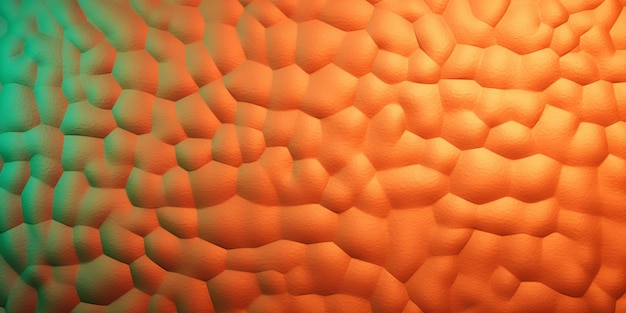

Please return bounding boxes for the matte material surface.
[1,0,626,312]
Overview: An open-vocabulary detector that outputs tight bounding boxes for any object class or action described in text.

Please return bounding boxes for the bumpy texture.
[1,0,626,312]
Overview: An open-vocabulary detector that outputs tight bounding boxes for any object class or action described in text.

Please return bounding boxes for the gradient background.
[1,0,626,312]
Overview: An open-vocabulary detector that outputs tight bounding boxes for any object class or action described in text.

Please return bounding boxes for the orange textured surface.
[1,0,626,312]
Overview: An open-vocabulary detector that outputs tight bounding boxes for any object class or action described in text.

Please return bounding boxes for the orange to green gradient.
[1,0,626,312]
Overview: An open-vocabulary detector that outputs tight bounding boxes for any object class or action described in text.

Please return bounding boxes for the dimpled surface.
[1,0,626,312]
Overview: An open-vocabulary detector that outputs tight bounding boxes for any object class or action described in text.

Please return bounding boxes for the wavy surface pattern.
[1,0,626,312]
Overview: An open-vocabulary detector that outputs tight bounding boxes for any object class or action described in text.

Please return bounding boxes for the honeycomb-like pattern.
[1,0,626,312]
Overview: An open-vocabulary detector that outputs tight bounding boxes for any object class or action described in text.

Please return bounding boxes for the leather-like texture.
[1,0,626,312]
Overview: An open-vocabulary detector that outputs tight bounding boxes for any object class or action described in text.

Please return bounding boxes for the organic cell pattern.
[1,0,626,312]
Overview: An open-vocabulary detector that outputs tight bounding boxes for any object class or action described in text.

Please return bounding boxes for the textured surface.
[1,0,626,312]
